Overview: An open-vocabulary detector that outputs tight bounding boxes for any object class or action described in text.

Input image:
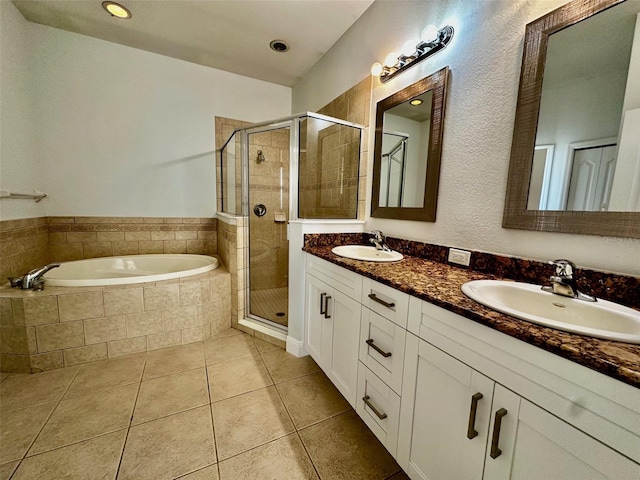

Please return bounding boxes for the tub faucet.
[369,230,391,252]
[9,263,61,290]
[541,259,596,302]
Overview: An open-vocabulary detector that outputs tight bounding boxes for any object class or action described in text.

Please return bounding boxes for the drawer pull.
[320,293,326,315]
[489,408,508,459]
[366,339,392,358]
[466,392,483,439]
[368,293,395,309]
[323,295,331,319]
[363,395,387,420]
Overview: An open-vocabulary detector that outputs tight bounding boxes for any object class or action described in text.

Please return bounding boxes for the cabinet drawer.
[361,277,409,328]
[359,308,406,394]
[356,362,401,457]
[306,254,362,301]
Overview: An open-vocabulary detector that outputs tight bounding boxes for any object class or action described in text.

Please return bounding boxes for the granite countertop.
[303,245,640,389]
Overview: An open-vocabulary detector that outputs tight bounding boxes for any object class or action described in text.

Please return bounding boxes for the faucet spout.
[542,259,596,302]
[369,230,391,252]
[20,263,61,290]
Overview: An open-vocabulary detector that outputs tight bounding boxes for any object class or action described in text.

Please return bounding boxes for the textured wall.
[292,0,640,276]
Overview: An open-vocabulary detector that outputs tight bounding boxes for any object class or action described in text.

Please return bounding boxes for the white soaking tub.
[43,254,219,287]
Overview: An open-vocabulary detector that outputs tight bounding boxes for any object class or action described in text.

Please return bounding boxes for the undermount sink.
[462,280,640,344]
[331,245,403,262]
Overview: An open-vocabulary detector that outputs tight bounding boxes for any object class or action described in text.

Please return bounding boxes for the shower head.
[256,150,265,163]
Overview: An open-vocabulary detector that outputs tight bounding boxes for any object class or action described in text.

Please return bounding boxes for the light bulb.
[370,62,383,76]
[401,40,417,57]
[421,24,439,43]
[384,52,398,67]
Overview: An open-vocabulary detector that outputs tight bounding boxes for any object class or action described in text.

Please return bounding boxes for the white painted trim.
[286,336,307,357]
[238,317,287,341]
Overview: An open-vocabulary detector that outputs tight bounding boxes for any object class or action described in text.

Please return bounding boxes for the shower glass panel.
[298,117,361,219]
[247,125,291,327]
[219,131,243,215]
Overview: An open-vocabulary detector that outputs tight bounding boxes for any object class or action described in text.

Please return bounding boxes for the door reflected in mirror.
[527,0,640,212]
[371,67,449,221]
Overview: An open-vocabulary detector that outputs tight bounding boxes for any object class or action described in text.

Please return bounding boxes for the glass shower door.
[246,124,291,328]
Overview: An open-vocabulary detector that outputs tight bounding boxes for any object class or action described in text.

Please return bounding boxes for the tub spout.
[19,263,61,290]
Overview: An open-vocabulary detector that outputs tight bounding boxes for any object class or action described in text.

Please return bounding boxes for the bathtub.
[43,254,219,287]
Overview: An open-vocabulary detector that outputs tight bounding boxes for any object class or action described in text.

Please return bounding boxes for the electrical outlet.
[448,248,471,267]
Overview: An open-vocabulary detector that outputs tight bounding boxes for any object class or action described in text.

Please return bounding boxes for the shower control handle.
[253,204,267,217]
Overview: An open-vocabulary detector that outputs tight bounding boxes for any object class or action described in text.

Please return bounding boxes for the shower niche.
[219,113,363,331]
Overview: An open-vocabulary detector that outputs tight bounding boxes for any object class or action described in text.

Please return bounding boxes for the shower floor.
[250,287,288,327]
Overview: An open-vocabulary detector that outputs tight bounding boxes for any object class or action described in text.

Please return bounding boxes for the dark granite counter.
[303,244,640,389]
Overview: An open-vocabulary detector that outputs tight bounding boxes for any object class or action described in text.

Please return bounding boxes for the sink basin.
[462,280,640,344]
[331,245,403,262]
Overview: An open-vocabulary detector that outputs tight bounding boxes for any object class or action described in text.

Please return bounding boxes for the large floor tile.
[0,367,78,412]
[259,349,319,384]
[207,355,272,402]
[0,461,19,480]
[252,337,282,353]
[0,402,56,464]
[177,464,219,479]
[210,328,243,340]
[299,410,400,480]
[218,434,318,480]
[29,383,138,455]
[204,334,258,366]
[212,386,294,460]
[65,354,145,398]
[276,371,350,429]
[12,429,126,480]
[143,343,205,380]
[119,406,216,480]
[133,368,208,425]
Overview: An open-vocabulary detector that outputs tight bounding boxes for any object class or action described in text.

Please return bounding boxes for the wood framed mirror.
[371,66,449,221]
[503,0,640,238]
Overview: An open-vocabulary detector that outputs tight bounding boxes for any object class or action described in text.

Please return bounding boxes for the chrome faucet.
[369,230,391,252]
[9,263,61,290]
[541,259,596,302]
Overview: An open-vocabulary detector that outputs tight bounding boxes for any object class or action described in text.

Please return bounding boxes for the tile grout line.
[203,348,222,479]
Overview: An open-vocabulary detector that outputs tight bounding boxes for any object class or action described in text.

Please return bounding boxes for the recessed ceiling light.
[410,99,423,106]
[270,40,289,52]
[102,1,132,19]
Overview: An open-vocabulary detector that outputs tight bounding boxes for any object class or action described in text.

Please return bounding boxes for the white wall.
[1,1,291,219]
[0,1,45,220]
[293,0,640,276]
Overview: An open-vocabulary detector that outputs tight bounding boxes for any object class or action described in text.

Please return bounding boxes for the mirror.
[371,67,449,221]
[504,0,640,237]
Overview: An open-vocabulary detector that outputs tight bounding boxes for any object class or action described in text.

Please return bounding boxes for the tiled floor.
[0,328,409,480]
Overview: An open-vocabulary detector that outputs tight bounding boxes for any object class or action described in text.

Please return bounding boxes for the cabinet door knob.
[489,408,508,459]
[466,392,483,439]
[366,339,392,358]
[323,295,331,319]
[368,293,395,309]
[363,395,387,420]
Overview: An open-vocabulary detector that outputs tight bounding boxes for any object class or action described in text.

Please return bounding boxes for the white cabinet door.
[398,334,495,480]
[305,274,332,368]
[326,289,361,406]
[485,384,640,480]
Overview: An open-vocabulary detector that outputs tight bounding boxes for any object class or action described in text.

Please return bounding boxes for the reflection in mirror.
[371,67,448,221]
[526,1,640,212]
[379,91,433,208]
[503,0,640,238]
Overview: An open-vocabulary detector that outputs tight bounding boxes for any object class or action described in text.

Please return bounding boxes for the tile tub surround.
[0,268,231,373]
[303,235,640,388]
[0,217,51,282]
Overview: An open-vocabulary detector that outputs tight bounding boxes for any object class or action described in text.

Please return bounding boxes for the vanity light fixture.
[371,24,454,83]
[102,1,131,19]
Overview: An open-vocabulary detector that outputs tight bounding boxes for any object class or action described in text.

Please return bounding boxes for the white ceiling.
[12,0,374,87]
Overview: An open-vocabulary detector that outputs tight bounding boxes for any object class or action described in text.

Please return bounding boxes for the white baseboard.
[286,336,308,357]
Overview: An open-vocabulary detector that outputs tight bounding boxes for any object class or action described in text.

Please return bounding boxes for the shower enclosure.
[219,113,363,331]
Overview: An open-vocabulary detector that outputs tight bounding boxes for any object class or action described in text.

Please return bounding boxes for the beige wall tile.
[186,240,207,254]
[108,336,147,358]
[58,292,104,322]
[144,284,179,311]
[30,351,65,372]
[83,242,113,259]
[182,325,211,344]
[0,353,31,373]
[0,298,13,326]
[0,326,29,354]
[138,241,164,254]
[96,232,125,242]
[63,343,108,366]
[163,240,187,254]
[11,299,25,326]
[67,232,97,243]
[23,296,59,326]
[48,232,67,244]
[104,289,143,316]
[163,306,198,331]
[50,243,83,262]
[126,311,163,337]
[147,331,181,351]
[150,231,175,241]
[112,242,139,256]
[179,282,201,307]
[36,321,84,352]
[175,231,198,240]
[84,315,126,344]
[125,231,151,241]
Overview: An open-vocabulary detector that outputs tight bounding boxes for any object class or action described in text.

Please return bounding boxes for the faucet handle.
[369,230,384,241]
[548,259,576,278]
